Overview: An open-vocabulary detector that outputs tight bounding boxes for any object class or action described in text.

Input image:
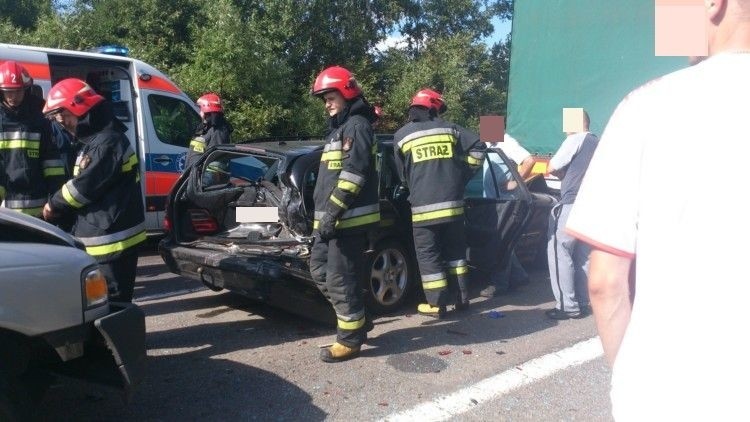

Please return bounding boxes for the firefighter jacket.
[313,98,380,234]
[0,99,65,216]
[186,113,232,169]
[49,113,146,262]
[393,115,485,227]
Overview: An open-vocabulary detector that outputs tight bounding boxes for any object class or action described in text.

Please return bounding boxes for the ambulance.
[0,43,201,233]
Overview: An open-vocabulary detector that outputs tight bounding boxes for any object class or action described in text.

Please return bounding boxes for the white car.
[0,209,146,421]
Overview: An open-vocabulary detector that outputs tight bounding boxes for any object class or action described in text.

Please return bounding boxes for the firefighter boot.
[417,303,446,319]
[320,342,361,363]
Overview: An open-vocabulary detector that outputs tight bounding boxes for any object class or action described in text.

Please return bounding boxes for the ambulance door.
[134,80,201,232]
[464,149,533,280]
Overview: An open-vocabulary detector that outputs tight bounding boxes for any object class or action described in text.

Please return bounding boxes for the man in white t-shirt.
[481,133,534,297]
[566,0,750,419]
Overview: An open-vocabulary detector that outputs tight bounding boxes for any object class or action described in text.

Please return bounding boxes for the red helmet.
[311,66,362,100]
[197,92,223,113]
[0,61,33,90]
[43,78,105,117]
[410,88,447,114]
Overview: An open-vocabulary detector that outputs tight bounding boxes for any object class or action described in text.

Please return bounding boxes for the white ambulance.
[0,43,201,233]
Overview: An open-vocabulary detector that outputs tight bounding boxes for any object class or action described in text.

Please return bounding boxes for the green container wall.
[506,0,685,155]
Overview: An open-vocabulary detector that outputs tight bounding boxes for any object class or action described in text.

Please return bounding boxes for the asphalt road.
[36,243,614,421]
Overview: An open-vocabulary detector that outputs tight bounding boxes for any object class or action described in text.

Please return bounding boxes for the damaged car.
[0,209,146,420]
[159,137,555,320]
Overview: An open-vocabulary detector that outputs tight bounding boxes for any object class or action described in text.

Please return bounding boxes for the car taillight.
[163,214,172,233]
[84,268,108,308]
[189,209,219,234]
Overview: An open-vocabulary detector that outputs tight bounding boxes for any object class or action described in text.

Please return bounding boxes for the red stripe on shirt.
[565,228,636,259]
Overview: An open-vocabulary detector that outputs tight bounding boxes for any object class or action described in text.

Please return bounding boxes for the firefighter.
[0,60,65,216]
[41,78,146,303]
[393,88,485,318]
[309,65,380,363]
[186,92,232,169]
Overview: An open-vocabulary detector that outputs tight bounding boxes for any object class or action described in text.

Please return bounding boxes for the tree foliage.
[0,0,513,138]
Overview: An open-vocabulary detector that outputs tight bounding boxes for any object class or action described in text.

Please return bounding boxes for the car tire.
[362,238,415,315]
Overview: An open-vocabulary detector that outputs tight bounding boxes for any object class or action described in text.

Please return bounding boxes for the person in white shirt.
[481,133,534,297]
[566,0,750,419]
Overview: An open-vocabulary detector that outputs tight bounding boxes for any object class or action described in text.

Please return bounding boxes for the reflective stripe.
[466,155,482,166]
[338,317,365,330]
[313,204,380,230]
[412,207,464,223]
[337,179,360,194]
[3,198,46,208]
[401,134,455,154]
[0,186,5,199]
[43,167,65,177]
[398,127,455,150]
[18,207,43,216]
[122,153,138,172]
[339,170,364,186]
[73,165,80,177]
[422,279,448,290]
[336,212,379,229]
[79,224,147,256]
[341,204,379,219]
[448,266,468,275]
[0,139,40,150]
[62,181,90,208]
[0,131,41,140]
[421,272,446,282]
[43,159,64,168]
[190,138,205,153]
[321,151,343,161]
[411,201,464,214]
[448,259,467,267]
[329,194,347,209]
[323,141,342,151]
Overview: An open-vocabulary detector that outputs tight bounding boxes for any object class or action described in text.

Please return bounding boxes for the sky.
[376,16,512,52]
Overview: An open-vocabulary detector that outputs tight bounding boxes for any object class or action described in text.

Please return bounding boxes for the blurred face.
[322,91,346,117]
[54,108,79,134]
[1,89,25,108]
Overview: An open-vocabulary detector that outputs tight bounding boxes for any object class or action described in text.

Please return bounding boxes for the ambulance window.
[147,94,201,148]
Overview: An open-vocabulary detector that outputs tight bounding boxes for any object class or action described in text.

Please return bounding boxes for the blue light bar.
[88,45,130,57]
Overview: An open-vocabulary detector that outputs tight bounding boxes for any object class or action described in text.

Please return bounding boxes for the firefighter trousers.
[412,221,469,307]
[309,234,367,348]
[99,248,139,303]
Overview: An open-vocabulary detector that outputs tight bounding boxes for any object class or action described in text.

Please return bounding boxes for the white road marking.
[135,287,208,303]
[381,337,604,422]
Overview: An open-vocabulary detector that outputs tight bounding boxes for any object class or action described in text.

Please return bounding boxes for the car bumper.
[159,240,335,324]
[94,301,147,396]
[52,302,146,397]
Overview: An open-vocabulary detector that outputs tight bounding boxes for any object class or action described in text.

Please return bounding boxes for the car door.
[464,148,533,274]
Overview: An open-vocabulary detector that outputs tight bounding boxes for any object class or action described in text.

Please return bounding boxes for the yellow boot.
[320,342,361,363]
[417,303,446,319]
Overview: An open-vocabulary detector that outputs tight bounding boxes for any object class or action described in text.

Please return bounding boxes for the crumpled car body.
[159,137,555,321]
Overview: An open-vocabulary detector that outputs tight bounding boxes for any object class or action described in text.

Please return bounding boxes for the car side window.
[147,94,201,148]
[467,149,522,199]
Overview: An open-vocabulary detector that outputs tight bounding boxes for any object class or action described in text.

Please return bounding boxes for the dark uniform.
[48,102,146,302]
[309,98,380,348]
[0,97,65,216]
[186,113,232,169]
[393,113,484,308]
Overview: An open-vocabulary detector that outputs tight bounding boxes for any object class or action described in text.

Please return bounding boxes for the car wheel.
[363,239,415,315]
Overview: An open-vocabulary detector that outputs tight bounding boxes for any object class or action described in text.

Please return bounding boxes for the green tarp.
[506,0,685,155]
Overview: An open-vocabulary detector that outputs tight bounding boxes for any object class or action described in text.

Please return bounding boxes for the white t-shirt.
[567,53,750,421]
[486,133,531,164]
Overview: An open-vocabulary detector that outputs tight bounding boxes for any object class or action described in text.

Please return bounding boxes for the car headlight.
[83,267,108,308]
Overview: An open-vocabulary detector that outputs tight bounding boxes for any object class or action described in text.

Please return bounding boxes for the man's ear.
[706,0,727,22]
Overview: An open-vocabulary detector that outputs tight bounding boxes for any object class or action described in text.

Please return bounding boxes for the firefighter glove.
[318,212,337,240]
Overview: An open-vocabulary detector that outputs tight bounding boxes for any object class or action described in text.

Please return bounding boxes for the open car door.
[464,149,534,278]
